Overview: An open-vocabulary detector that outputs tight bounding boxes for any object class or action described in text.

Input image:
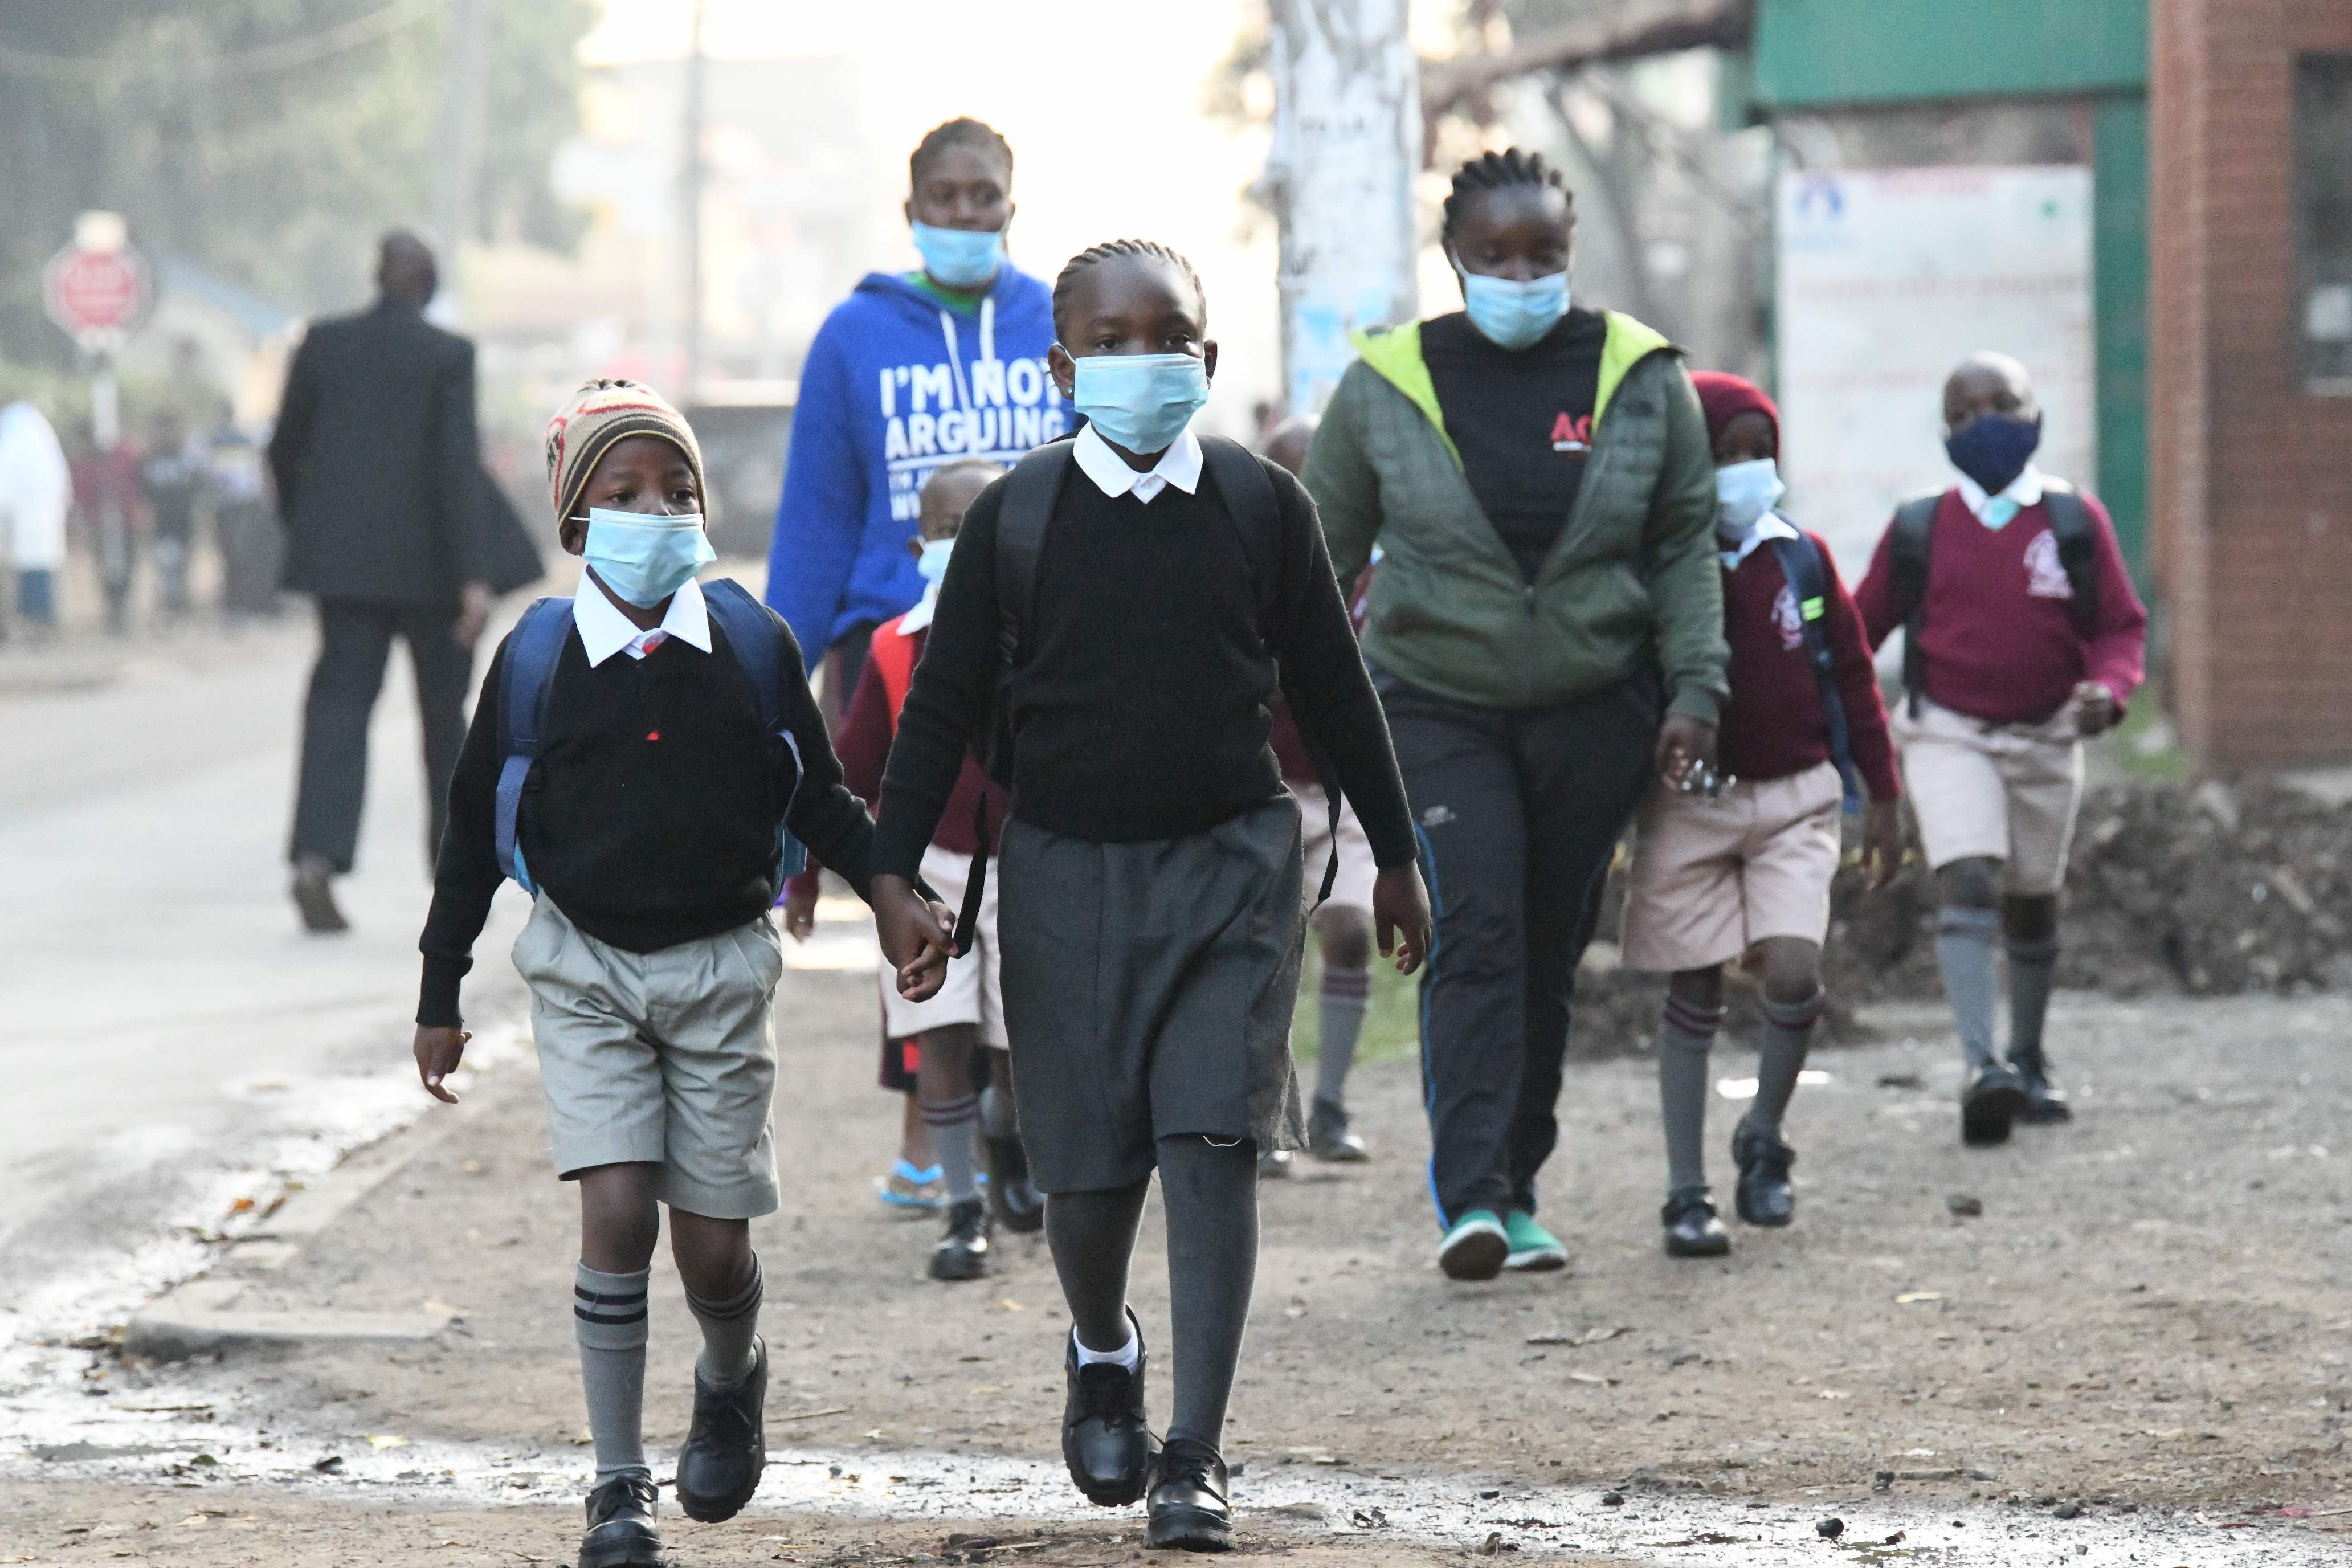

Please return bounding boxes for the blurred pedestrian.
[0,398,70,638]
[141,410,203,620]
[271,231,492,933]
[1853,352,2147,1146]
[206,415,280,620]
[72,419,146,635]
[1304,148,1729,1283]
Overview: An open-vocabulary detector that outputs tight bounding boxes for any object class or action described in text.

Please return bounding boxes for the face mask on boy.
[916,536,956,587]
[1453,260,1570,351]
[1070,352,1211,454]
[911,222,1006,290]
[582,507,716,608]
[1713,458,1786,541]
[1945,411,2042,499]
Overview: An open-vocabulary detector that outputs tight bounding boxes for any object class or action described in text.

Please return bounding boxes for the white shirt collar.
[898,582,940,636]
[574,571,712,667]
[1719,511,1800,570]
[1954,462,2045,524]
[1072,423,1203,506]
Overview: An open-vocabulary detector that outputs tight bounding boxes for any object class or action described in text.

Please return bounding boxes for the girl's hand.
[871,875,954,1001]
[414,1025,470,1104]
[1655,714,1717,786]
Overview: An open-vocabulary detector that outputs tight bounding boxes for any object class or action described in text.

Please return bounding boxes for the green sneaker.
[1436,1209,1509,1281]
[1502,1210,1567,1272]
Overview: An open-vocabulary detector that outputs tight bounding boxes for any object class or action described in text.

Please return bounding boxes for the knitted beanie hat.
[1689,371,1779,449]
[542,378,708,529]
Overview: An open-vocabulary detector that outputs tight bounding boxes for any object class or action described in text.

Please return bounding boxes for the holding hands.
[869,875,958,1000]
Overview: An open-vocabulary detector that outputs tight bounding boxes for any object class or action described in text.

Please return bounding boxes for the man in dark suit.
[273,231,491,933]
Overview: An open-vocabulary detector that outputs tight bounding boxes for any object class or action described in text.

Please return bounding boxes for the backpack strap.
[495,595,578,894]
[1887,492,1942,720]
[700,577,808,884]
[2037,479,2102,637]
[1766,532,1863,814]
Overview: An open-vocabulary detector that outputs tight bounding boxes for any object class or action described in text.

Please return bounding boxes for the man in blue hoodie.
[766,117,1065,704]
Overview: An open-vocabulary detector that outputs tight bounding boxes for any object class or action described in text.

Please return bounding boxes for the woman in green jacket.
[1302,149,1729,1282]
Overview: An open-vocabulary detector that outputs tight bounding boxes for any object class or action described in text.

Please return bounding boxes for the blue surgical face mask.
[911,221,1005,291]
[1455,260,1570,351]
[1069,352,1210,455]
[582,507,714,608]
[1945,411,2042,498]
[1714,458,1786,541]
[915,536,956,586]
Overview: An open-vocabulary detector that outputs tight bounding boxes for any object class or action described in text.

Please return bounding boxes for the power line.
[0,0,446,84]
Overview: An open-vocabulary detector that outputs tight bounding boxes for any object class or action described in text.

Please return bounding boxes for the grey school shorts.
[998,794,1309,1194]
[512,896,783,1219]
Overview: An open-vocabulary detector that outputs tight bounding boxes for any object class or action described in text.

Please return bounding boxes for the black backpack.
[947,432,1344,953]
[1764,532,1864,814]
[1887,480,2100,718]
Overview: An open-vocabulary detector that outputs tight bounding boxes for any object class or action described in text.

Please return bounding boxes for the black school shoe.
[675,1336,766,1522]
[1961,1061,2031,1146]
[1146,1436,1234,1553]
[1730,1124,1797,1227]
[2008,1050,2074,1124]
[1307,1098,1369,1163]
[985,1134,1047,1234]
[578,1473,662,1568]
[1061,1312,1157,1506]
[930,1198,993,1281]
[1661,1189,1731,1257]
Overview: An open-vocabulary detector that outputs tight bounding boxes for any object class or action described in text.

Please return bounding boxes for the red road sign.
[44,244,150,341]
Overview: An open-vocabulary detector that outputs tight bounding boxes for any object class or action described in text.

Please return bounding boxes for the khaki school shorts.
[1894,697,2084,897]
[1620,761,1844,974]
[880,844,1007,1047]
[1295,782,1378,915]
[513,896,783,1219]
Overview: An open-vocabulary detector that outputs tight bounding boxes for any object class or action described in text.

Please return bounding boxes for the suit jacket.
[270,301,484,606]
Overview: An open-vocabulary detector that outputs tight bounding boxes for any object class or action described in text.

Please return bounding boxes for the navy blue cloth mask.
[1945,412,2042,496]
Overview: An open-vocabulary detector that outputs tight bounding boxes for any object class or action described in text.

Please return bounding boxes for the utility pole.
[680,0,708,395]
[1263,0,1422,416]
[430,0,491,277]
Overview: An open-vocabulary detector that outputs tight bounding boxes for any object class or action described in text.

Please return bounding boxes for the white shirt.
[1718,511,1800,571]
[574,571,712,667]
[1955,463,2045,530]
[1072,423,1203,506]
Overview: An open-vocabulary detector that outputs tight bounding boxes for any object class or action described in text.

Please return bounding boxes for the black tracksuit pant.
[290,599,472,874]
[1379,667,1660,1226]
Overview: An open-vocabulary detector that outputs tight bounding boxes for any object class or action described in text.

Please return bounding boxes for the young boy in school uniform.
[1853,352,2147,1146]
[1621,373,1902,1257]
[410,380,946,1568]
[868,240,1431,1553]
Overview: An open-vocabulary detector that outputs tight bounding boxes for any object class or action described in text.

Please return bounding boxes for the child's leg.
[1742,936,1824,1140]
[575,1162,663,1487]
[900,1088,936,1170]
[1659,969,1725,1195]
[1935,858,2005,1071]
[1045,1177,1150,1354]
[917,1023,985,1206]
[1308,905,1374,1117]
[2003,893,2059,1063]
[669,1208,761,1384]
[1157,1134,1260,1449]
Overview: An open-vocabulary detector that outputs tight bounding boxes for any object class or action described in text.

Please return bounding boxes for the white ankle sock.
[1072,1322,1140,1371]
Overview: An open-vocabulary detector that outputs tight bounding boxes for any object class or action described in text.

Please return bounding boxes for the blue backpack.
[493,577,809,895]
[1765,532,1864,814]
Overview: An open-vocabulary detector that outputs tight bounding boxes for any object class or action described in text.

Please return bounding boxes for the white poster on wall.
[1774,165,2096,578]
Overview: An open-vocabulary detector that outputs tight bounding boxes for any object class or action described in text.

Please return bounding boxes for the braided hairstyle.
[1439,147,1574,247]
[909,116,1013,187]
[1051,239,1207,341]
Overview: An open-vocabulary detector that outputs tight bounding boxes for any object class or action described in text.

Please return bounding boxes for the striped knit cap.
[542,378,709,530]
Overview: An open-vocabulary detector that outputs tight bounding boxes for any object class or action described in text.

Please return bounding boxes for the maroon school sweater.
[1718,528,1900,802]
[1851,485,2148,726]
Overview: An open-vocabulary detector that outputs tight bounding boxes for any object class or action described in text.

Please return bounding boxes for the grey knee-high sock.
[1659,995,1723,1195]
[979,1080,1018,1139]
[1311,965,1372,1112]
[1044,1179,1150,1354]
[684,1254,762,1385]
[1936,907,2002,1071]
[1157,1136,1259,1452]
[574,1263,651,1486]
[2006,935,2059,1068]
[1743,989,1822,1138]
[924,1092,983,1205]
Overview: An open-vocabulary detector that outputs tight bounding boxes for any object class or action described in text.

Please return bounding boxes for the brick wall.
[2151,0,2352,767]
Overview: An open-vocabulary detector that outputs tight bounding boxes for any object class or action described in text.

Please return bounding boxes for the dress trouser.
[290,599,472,873]
[1380,668,1660,1226]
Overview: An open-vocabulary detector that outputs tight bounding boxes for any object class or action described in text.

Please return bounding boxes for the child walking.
[868,241,1430,1553]
[1621,373,1902,1256]
[1853,353,2147,1146]
[411,380,944,1568]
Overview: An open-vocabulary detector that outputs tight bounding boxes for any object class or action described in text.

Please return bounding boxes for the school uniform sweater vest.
[1716,534,1900,801]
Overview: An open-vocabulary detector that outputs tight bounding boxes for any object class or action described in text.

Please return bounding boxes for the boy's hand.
[1861,799,1905,890]
[414,1025,470,1104]
[1655,714,1718,787]
[2072,681,2118,738]
[782,880,817,942]
[871,874,955,1001]
[1373,863,1434,976]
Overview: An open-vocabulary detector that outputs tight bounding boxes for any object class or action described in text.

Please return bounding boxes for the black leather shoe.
[1661,1189,1730,1257]
[1730,1123,1796,1227]
[985,1134,1047,1234]
[1307,1099,1369,1162]
[291,856,348,934]
[1257,1148,1292,1178]
[930,1198,993,1281]
[674,1336,766,1522]
[1061,1312,1157,1506]
[1961,1061,2030,1146]
[2009,1050,2073,1124]
[579,1472,662,1568]
[1146,1436,1234,1552]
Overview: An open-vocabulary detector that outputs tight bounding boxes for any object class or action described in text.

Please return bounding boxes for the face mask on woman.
[912,222,1006,290]
[582,507,715,607]
[1070,352,1211,454]
[1453,262,1570,351]
[1713,458,1785,541]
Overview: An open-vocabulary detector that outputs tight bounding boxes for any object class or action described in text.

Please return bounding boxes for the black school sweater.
[416,604,875,1026]
[873,448,1416,877]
